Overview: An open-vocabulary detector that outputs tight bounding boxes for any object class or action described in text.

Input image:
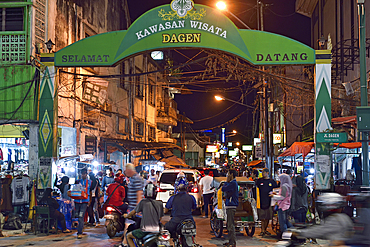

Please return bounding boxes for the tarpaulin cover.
[333,142,362,149]
[278,142,315,158]
[247,160,263,167]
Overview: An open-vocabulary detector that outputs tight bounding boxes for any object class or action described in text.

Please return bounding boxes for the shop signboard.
[273,133,282,144]
[206,145,218,153]
[254,138,261,146]
[242,145,253,151]
[316,132,347,143]
[85,136,97,156]
[228,150,237,156]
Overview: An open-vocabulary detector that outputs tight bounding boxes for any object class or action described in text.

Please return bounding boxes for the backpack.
[3,213,22,230]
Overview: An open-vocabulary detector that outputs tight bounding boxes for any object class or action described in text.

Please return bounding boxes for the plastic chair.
[33,205,57,235]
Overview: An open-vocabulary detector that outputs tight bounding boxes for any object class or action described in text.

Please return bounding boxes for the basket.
[68,179,88,200]
[69,190,88,200]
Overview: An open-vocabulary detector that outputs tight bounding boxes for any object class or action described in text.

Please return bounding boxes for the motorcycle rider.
[292,193,353,246]
[123,183,163,247]
[106,173,127,212]
[164,175,197,238]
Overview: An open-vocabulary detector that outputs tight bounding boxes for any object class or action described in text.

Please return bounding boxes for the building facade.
[0,0,179,182]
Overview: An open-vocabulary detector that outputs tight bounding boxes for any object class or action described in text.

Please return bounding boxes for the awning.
[247,160,263,167]
[332,116,356,125]
[0,124,28,138]
[278,142,315,158]
[100,137,183,153]
[334,142,362,149]
[152,151,190,168]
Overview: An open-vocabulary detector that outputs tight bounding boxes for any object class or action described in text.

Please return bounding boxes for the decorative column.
[314,50,332,190]
[38,53,58,189]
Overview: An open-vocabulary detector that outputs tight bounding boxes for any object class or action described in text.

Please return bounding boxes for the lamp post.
[358,0,369,186]
[216,1,252,29]
[214,95,255,109]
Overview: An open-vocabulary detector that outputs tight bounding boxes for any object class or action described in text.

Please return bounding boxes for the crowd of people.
[44,163,369,247]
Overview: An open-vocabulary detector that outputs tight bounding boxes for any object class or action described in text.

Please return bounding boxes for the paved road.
[0,215,323,247]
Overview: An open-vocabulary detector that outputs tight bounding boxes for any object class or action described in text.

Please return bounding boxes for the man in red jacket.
[106,174,127,212]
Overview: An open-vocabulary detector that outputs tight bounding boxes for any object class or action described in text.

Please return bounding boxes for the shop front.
[0,125,30,177]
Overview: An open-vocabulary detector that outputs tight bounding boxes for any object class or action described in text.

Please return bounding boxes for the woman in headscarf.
[87,171,100,226]
[39,188,71,233]
[291,175,308,223]
[59,176,71,200]
[272,173,293,238]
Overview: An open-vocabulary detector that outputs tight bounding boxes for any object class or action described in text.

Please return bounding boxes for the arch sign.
[55,0,315,66]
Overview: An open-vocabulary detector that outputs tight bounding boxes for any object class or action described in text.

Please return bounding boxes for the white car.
[156,169,203,212]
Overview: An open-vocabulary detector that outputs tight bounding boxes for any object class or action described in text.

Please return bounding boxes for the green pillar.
[358,0,369,186]
[37,53,58,189]
[315,50,332,190]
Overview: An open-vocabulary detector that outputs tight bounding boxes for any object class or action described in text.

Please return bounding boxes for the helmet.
[177,172,186,179]
[316,193,345,213]
[144,182,157,199]
[174,176,189,192]
[114,174,125,184]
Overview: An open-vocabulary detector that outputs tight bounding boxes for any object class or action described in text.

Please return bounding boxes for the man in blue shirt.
[222,169,238,247]
[74,168,92,239]
[164,177,197,238]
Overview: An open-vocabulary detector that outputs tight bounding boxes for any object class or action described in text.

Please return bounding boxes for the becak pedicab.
[210,177,258,237]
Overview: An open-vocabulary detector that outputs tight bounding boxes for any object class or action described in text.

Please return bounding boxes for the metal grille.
[0,34,26,63]
[34,0,46,49]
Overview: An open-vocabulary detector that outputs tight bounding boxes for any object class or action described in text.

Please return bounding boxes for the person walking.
[199,169,214,218]
[255,168,277,236]
[222,169,238,247]
[87,170,100,226]
[73,168,92,239]
[123,163,144,244]
[291,174,308,224]
[102,168,115,201]
[148,169,158,186]
[272,173,293,239]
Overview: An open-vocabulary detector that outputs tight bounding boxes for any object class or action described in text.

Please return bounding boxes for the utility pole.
[358,0,369,185]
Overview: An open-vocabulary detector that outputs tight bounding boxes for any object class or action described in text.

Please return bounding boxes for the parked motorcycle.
[173,219,201,247]
[126,215,172,247]
[104,205,125,238]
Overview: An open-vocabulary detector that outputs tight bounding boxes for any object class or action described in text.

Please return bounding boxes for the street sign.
[255,142,262,159]
[316,132,347,143]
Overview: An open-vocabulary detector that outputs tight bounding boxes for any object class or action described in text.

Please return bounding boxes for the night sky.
[127,0,311,144]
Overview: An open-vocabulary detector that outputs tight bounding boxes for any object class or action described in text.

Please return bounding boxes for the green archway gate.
[40,1,331,190]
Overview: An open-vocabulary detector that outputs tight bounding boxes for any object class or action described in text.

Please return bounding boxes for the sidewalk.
[1,223,30,237]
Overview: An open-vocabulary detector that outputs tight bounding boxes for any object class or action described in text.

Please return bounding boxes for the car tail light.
[106,206,115,212]
[190,186,198,193]
[157,187,167,192]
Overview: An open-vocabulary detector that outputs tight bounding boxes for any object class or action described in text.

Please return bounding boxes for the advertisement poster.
[37,157,52,189]
[315,155,331,190]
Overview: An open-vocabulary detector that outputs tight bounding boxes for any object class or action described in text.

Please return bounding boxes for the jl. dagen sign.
[55,0,315,67]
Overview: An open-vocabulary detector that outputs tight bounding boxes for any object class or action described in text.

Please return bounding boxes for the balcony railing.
[0,34,27,65]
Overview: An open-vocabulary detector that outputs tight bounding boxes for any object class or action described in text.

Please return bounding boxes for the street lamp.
[214,95,255,109]
[216,1,251,30]
[45,39,55,53]
[318,35,326,50]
